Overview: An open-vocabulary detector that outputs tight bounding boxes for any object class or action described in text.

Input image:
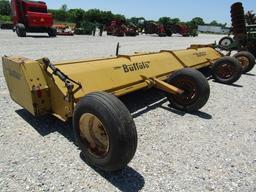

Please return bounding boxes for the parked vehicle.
[106,20,138,37]
[11,0,56,37]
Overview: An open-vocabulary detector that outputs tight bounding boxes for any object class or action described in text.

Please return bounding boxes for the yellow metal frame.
[2,46,222,121]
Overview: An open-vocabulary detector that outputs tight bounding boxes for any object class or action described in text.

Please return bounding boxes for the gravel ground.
[0,30,255,192]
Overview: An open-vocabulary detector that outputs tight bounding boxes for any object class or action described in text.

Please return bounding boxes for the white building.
[198,25,230,34]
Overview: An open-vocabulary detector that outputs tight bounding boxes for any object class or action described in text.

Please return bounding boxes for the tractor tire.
[166,68,210,112]
[48,27,57,37]
[73,92,137,172]
[233,51,255,73]
[211,56,242,84]
[166,31,173,37]
[158,33,167,37]
[218,36,234,49]
[16,23,26,37]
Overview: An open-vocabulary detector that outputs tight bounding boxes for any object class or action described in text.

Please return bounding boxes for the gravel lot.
[0,30,255,192]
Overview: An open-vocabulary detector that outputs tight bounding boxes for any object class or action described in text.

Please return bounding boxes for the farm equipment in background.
[11,0,56,37]
[167,24,198,37]
[245,11,256,25]
[142,21,197,37]
[3,42,251,171]
[125,22,139,36]
[105,20,138,37]
[0,22,13,30]
[74,22,103,36]
[143,21,167,36]
[53,24,75,36]
[218,2,256,58]
[106,20,125,36]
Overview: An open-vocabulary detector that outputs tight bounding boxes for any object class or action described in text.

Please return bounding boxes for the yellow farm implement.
[3,45,252,171]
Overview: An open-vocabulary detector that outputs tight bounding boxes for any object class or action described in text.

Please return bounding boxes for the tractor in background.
[161,23,198,37]
[218,2,256,57]
[143,21,167,37]
[11,0,56,37]
[105,20,138,37]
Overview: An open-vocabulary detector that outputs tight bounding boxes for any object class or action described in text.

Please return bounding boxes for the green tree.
[129,17,145,25]
[209,20,218,26]
[191,17,205,26]
[49,5,69,22]
[169,18,180,25]
[159,17,181,25]
[113,14,126,22]
[0,0,11,16]
[159,17,171,25]
[187,17,205,30]
[84,9,103,23]
[67,9,85,27]
[209,20,227,27]
[60,4,68,12]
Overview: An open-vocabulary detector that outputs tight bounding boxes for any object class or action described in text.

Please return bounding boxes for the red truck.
[11,0,56,37]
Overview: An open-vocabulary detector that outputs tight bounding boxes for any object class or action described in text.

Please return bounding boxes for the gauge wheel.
[233,51,255,73]
[166,68,210,112]
[218,36,234,49]
[211,56,242,84]
[73,92,137,172]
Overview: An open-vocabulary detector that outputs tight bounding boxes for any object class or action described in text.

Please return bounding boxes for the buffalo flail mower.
[2,44,254,171]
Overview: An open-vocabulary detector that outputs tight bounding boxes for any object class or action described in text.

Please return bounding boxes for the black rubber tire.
[48,27,57,37]
[211,56,242,84]
[233,51,255,73]
[218,36,234,49]
[16,23,26,37]
[158,33,167,37]
[166,68,210,112]
[73,92,137,172]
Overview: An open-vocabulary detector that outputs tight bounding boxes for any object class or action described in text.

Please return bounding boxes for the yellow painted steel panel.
[2,46,223,121]
[173,47,222,67]
[54,52,184,99]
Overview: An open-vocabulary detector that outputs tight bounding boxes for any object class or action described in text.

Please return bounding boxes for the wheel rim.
[171,77,199,106]
[79,113,109,158]
[236,56,249,70]
[215,63,235,79]
[220,38,232,47]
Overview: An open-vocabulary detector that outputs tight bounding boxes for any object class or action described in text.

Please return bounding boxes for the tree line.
[0,1,227,29]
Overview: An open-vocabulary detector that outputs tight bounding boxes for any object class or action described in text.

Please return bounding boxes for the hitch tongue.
[152,78,184,95]
[141,75,184,95]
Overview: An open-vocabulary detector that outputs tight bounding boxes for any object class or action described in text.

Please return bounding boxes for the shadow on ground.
[26,35,53,38]
[15,87,213,192]
[15,109,145,192]
[16,109,74,141]
[120,88,212,120]
[80,154,145,192]
[244,73,256,76]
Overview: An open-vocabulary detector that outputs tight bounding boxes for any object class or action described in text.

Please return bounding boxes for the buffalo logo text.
[120,61,150,73]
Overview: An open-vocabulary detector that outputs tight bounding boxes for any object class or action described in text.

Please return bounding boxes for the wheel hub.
[236,56,249,69]
[172,78,198,106]
[79,113,109,158]
[220,39,232,47]
[216,63,235,79]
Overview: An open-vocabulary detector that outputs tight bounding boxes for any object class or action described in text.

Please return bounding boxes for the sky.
[44,0,256,25]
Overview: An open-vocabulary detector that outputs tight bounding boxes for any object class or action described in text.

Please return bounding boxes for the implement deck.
[2,47,221,121]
